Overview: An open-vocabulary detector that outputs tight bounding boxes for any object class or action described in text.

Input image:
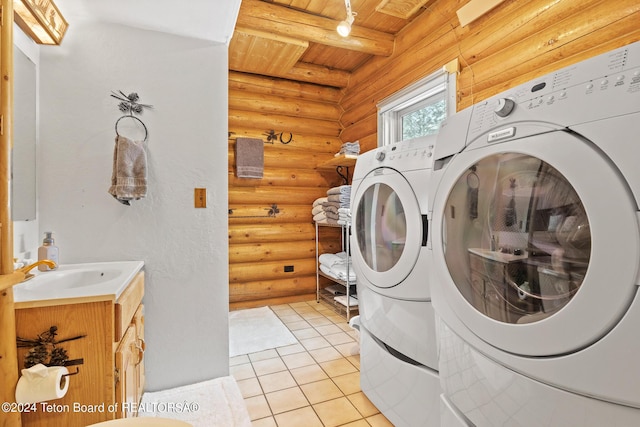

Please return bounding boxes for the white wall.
[38,21,229,391]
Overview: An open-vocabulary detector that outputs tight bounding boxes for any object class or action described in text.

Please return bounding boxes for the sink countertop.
[13,260,144,306]
[468,248,528,264]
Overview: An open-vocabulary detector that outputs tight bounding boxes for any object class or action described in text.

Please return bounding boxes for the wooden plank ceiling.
[230,0,434,88]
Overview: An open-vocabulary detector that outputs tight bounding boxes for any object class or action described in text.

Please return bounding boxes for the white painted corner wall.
[36,21,230,391]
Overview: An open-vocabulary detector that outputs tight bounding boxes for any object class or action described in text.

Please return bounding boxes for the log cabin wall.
[341,0,640,152]
[228,72,346,309]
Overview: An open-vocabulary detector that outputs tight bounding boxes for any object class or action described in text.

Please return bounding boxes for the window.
[378,68,455,146]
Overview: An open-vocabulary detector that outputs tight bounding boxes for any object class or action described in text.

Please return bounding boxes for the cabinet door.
[484,281,507,322]
[469,271,485,313]
[115,325,138,418]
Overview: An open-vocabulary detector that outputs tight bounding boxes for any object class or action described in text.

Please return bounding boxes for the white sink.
[13,261,144,303]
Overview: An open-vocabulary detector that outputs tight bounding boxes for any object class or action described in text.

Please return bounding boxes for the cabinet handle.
[135,338,145,366]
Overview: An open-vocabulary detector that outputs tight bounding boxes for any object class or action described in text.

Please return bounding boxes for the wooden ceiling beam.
[236,0,395,57]
[283,62,351,88]
[230,61,351,88]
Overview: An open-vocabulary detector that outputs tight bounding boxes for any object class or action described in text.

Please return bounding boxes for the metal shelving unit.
[315,221,358,321]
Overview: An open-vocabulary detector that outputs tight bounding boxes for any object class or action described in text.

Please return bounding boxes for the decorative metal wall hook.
[280,132,293,144]
[228,204,280,218]
[110,90,153,116]
[263,130,293,144]
[111,90,152,141]
[17,326,86,369]
[267,204,280,216]
[264,130,278,143]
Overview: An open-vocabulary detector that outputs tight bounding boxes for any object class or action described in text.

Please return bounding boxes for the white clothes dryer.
[430,40,640,426]
[351,136,440,426]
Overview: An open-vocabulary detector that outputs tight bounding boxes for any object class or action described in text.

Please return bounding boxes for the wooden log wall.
[228,72,346,309]
[340,0,640,152]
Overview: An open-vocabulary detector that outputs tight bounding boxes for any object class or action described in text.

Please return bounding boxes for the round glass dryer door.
[432,130,640,356]
[443,153,590,323]
[353,168,423,289]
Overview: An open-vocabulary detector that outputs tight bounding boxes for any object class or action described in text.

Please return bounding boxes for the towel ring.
[115,115,148,142]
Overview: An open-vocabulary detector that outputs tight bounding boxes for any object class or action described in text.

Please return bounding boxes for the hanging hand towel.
[108,135,147,205]
[235,137,264,179]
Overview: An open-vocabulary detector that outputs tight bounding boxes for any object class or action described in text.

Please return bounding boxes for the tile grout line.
[235,301,384,426]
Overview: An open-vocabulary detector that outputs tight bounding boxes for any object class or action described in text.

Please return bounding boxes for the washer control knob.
[375,151,386,161]
[495,98,516,117]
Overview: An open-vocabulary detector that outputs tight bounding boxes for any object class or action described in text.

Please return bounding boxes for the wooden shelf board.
[317,154,358,169]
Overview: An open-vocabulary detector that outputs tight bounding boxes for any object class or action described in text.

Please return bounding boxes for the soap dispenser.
[37,232,59,271]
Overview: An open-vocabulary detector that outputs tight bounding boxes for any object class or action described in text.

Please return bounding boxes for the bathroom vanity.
[13,262,145,427]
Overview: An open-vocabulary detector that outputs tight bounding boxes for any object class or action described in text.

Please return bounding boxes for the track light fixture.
[337,0,356,37]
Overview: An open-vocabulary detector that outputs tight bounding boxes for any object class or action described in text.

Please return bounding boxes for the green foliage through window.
[401,99,447,141]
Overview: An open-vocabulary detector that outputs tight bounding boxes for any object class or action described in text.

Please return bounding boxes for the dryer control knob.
[495,98,516,117]
[375,151,386,161]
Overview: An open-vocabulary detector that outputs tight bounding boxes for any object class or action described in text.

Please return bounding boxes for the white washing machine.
[429,40,640,426]
[351,136,440,426]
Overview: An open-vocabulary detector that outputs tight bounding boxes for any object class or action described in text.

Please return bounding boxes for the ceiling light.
[14,0,69,45]
[337,0,356,37]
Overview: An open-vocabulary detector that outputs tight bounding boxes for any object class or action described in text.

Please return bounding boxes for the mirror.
[12,45,37,221]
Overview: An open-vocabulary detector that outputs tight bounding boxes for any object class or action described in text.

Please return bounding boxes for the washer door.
[432,130,640,356]
[352,167,424,289]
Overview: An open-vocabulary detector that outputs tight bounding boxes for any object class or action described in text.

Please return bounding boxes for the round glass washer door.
[432,130,640,356]
[352,167,423,289]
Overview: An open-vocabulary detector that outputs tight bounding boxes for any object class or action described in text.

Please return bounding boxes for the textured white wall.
[37,20,229,391]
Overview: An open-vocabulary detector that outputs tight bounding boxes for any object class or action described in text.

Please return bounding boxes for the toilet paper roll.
[15,364,70,404]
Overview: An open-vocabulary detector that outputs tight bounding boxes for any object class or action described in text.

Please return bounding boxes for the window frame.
[377,68,456,147]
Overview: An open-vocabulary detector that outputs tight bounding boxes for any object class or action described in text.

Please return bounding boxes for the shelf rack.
[315,221,358,321]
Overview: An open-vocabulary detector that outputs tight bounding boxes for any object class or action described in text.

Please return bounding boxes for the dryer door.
[352,167,424,289]
[432,129,640,356]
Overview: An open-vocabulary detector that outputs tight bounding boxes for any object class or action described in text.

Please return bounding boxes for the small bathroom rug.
[229,306,298,357]
[140,376,251,426]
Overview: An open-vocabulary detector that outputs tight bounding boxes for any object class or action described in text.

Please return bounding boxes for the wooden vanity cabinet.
[468,253,534,323]
[115,304,145,418]
[14,271,145,427]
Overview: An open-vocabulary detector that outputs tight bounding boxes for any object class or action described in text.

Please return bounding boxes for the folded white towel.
[334,295,358,307]
[320,264,356,283]
[327,185,351,196]
[322,201,342,209]
[329,262,356,281]
[313,197,328,207]
[313,211,327,222]
[314,212,338,224]
[312,205,324,215]
[319,252,347,268]
[336,141,360,156]
[325,211,339,220]
[320,264,341,281]
[328,194,350,203]
[323,205,339,214]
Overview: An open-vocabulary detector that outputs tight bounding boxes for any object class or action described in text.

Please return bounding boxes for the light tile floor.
[230,300,393,427]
